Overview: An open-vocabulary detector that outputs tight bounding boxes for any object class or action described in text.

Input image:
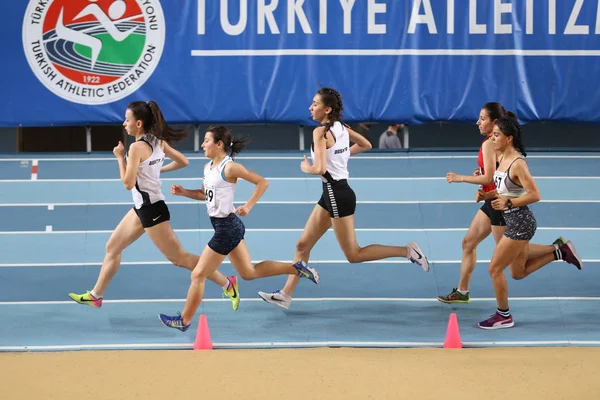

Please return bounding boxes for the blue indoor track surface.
[0,152,598,351]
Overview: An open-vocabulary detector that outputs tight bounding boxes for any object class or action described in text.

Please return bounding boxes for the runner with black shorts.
[68,101,239,311]
[258,87,430,310]
[478,112,582,329]
[439,102,571,304]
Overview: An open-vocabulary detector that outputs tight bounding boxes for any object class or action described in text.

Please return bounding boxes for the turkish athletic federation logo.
[22,0,165,105]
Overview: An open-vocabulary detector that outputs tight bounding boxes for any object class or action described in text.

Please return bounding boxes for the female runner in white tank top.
[159,126,319,332]
[68,101,239,311]
[258,87,430,310]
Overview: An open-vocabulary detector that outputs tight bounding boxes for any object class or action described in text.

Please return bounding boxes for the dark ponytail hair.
[482,102,506,122]
[127,100,187,144]
[495,111,527,157]
[206,125,251,160]
[317,87,349,133]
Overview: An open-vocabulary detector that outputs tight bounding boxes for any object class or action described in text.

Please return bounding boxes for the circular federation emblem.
[23,0,165,105]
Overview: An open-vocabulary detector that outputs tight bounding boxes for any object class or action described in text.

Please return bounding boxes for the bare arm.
[348,127,372,155]
[482,189,499,200]
[116,142,149,191]
[492,159,541,210]
[161,141,190,173]
[171,184,205,200]
[507,160,541,207]
[447,139,496,185]
[225,162,269,216]
[301,127,327,175]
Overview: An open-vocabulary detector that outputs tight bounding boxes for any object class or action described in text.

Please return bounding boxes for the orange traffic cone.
[193,314,213,350]
[443,313,462,349]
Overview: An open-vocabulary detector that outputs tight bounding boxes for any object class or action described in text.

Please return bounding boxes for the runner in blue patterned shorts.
[158,126,319,332]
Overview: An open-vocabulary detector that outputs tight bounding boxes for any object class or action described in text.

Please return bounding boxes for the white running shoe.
[407,241,430,272]
[258,290,292,310]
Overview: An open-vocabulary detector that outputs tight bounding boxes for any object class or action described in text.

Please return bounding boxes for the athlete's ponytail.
[317,87,350,134]
[207,125,251,160]
[495,111,527,157]
[127,101,187,144]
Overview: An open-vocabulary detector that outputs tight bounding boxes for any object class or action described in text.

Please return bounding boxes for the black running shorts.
[317,179,356,219]
[134,200,170,228]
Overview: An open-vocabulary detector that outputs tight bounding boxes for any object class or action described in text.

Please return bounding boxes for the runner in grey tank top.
[479,112,582,330]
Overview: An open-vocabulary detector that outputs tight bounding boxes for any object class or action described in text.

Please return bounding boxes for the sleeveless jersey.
[203,156,236,217]
[128,135,165,209]
[310,121,351,183]
[478,136,497,193]
[494,157,527,197]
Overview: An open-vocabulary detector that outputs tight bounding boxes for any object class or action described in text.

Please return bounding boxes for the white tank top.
[128,135,165,209]
[203,156,236,218]
[310,121,351,183]
[494,157,527,197]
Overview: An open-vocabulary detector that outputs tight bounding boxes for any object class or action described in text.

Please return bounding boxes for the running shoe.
[222,276,240,311]
[438,288,470,304]
[292,261,320,284]
[478,312,515,330]
[258,290,292,310]
[68,290,102,308]
[407,241,430,272]
[560,241,583,270]
[158,312,190,332]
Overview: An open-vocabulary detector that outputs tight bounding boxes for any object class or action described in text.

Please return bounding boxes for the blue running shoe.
[158,312,190,332]
[292,261,320,284]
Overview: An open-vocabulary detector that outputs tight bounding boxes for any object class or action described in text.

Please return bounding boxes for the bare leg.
[488,237,529,310]
[280,205,332,296]
[230,241,298,279]
[509,247,557,280]
[180,246,226,325]
[145,220,229,287]
[456,211,497,291]
[92,209,145,296]
[331,215,410,262]
[527,243,556,259]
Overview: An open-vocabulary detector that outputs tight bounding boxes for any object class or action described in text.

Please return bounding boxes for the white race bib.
[205,184,217,211]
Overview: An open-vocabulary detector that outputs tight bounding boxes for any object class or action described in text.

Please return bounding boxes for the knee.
[488,264,504,279]
[167,253,186,268]
[343,246,362,264]
[509,268,526,280]
[296,238,312,255]
[238,269,255,281]
[345,252,361,264]
[105,240,122,257]
[190,267,209,283]
[462,236,477,252]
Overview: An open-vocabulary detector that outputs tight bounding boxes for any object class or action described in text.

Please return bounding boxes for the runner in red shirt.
[438,102,567,303]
